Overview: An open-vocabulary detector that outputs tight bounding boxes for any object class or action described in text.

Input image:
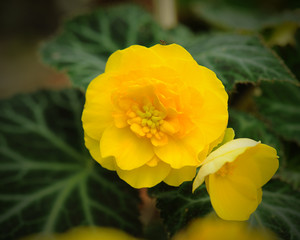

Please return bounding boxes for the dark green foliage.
[249,180,300,240]
[150,182,212,236]
[187,34,297,90]
[255,81,300,145]
[0,90,141,239]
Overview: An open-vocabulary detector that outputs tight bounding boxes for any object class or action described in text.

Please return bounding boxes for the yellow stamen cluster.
[127,104,166,140]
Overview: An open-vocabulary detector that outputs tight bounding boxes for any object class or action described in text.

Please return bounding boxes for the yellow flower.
[21,226,140,240]
[193,138,279,221]
[82,44,228,188]
[172,216,277,240]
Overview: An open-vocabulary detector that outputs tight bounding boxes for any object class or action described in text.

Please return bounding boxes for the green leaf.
[151,180,300,240]
[277,142,300,191]
[249,180,300,240]
[149,182,212,236]
[228,109,284,163]
[192,2,265,31]
[186,33,297,90]
[191,1,300,31]
[41,4,193,91]
[278,169,300,191]
[255,81,300,145]
[0,89,141,240]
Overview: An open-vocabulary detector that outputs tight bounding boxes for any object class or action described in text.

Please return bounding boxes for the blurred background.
[0,0,151,98]
[0,0,299,98]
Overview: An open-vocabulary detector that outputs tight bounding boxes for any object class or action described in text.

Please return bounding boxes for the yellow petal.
[193,138,258,192]
[116,158,171,188]
[208,173,260,220]
[150,133,169,147]
[150,45,228,144]
[82,74,114,140]
[177,63,228,143]
[105,45,162,73]
[154,135,201,169]
[84,134,116,171]
[194,87,228,143]
[233,143,279,188]
[100,125,154,170]
[85,72,113,100]
[197,145,210,164]
[151,44,195,65]
[163,166,197,186]
[82,101,113,140]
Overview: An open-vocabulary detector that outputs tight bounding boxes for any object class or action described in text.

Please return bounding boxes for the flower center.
[216,162,234,177]
[127,104,166,140]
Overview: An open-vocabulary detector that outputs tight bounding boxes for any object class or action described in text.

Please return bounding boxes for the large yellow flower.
[82,44,228,188]
[193,138,279,221]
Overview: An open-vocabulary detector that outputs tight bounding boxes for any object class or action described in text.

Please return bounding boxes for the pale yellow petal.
[193,139,258,192]
[208,173,260,221]
[163,166,197,186]
[116,158,171,188]
[202,138,258,166]
[84,134,116,171]
[233,143,279,188]
[100,125,154,170]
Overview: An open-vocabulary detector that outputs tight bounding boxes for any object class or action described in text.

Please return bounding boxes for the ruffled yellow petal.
[154,135,201,169]
[84,134,116,171]
[208,173,261,220]
[116,158,171,188]
[105,45,162,73]
[82,74,114,140]
[176,63,228,143]
[100,125,154,170]
[151,44,195,66]
[193,87,228,143]
[233,144,279,188]
[82,101,113,140]
[197,145,210,164]
[193,138,258,192]
[85,72,114,101]
[163,166,197,186]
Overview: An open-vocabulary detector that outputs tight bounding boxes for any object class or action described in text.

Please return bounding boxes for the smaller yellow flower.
[21,226,140,240]
[172,216,277,240]
[193,138,279,221]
